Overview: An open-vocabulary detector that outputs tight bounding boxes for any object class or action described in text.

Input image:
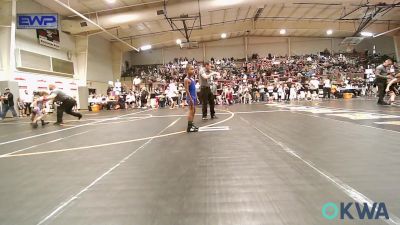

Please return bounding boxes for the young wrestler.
[184,64,199,132]
[385,73,400,104]
[31,91,49,128]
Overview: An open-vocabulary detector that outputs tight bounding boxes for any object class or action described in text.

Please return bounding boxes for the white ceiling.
[33,0,400,50]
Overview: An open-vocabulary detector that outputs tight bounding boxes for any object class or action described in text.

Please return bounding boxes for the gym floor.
[0,98,400,225]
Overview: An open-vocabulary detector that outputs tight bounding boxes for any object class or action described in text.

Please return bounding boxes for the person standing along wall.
[21,90,33,116]
[0,88,18,120]
[323,77,332,99]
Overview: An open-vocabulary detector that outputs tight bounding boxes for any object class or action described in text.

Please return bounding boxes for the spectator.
[140,87,149,109]
[21,90,33,116]
[17,97,25,117]
[1,88,18,120]
[323,77,332,99]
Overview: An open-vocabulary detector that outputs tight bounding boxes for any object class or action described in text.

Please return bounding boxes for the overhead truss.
[162,0,202,42]
[339,1,400,36]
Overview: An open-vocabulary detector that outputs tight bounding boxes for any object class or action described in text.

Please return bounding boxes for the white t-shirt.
[324,79,331,88]
[168,83,177,98]
[126,94,133,103]
[258,85,265,93]
[88,97,96,104]
[310,79,319,90]
[21,93,33,103]
[133,78,141,85]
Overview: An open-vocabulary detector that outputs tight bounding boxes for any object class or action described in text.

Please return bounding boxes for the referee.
[45,84,82,125]
[375,59,393,105]
[199,62,219,120]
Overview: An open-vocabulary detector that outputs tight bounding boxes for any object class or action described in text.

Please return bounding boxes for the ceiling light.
[176,39,182,45]
[106,0,116,4]
[361,31,373,37]
[280,29,286,35]
[140,45,152,51]
[221,33,227,39]
[111,14,136,23]
[326,29,333,35]
[214,0,242,6]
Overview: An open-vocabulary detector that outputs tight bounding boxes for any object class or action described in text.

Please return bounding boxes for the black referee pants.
[57,99,81,123]
[376,77,387,103]
[201,86,215,118]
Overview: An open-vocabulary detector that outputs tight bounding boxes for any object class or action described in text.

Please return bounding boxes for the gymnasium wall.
[127,36,396,65]
[86,36,114,84]
[205,38,246,60]
[164,46,204,63]
[248,37,288,57]
[13,0,79,105]
[16,0,77,65]
[354,35,396,57]
[86,35,115,95]
[0,27,10,73]
[130,49,163,65]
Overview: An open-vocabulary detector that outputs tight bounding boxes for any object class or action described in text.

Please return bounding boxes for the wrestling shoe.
[377,101,390,105]
[31,122,38,128]
[187,125,199,133]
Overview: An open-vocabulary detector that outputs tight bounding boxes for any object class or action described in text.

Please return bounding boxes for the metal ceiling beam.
[53,0,139,52]
[234,7,240,22]
[339,5,363,20]
[116,20,356,48]
[316,5,333,18]
[111,16,400,42]
[67,0,165,18]
[353,4,394,36]
[263,4,275,18]
[162,0,201,42]
[182,20,190,41]
[325,7,344,19]
[223,8,227,22]
[373,26,400,37]
[272,4,285,20]
[299,4,317,19]
[284,5,301,21]
[245,6,252,20]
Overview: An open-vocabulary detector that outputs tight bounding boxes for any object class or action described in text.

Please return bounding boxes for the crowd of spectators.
[1,53,396,120]
[97,53,381,110]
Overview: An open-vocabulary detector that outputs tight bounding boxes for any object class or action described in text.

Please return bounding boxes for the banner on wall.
[36,29,60,49]
[13,71,80,109]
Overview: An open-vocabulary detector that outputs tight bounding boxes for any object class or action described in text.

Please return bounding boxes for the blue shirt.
[188,78,196,99]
